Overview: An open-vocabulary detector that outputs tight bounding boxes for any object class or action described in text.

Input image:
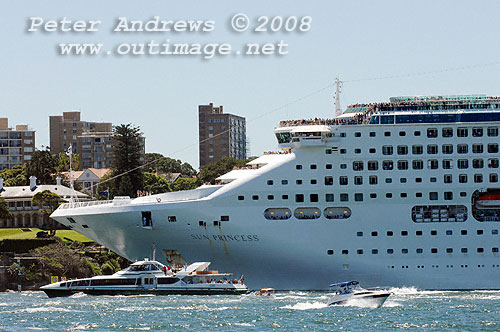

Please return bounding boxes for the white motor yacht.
[327,281,390,308]
[41,260,248,298]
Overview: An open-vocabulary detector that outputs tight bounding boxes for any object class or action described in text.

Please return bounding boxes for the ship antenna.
[334,77,343,117]
[66,144,78,208]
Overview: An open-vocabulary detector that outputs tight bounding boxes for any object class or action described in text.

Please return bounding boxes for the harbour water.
[1,288,499,331]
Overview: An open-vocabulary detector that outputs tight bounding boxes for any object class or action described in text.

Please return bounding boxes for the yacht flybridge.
[41,260,248,298]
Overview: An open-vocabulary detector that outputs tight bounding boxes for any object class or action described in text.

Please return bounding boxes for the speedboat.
[327,281,390,308]
[253,288,276,297]
[41,260,248,298]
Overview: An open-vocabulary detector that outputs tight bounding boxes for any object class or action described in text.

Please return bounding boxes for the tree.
[111,124,144,198]
[25,149,56,184]
[198,157,251,185]
[54,152,79,173]
[0,197,12,220]
[143,172,170,194]
[144,153,196,177]
[0,164,27,186]
[32,190,61,234]
[170,177,197,192]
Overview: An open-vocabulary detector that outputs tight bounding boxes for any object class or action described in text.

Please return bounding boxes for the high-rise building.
[198,103,246,168]
[49,111,145,170]
[0,118,35,170]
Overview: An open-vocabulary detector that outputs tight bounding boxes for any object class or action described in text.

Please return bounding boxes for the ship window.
[326,164,332,169]
[369,176,378,185]
[295,194,304,202]
[158,277,180,285]
[371,231,378,236]
[267,180,274,185]
[442,144,453,154]
[493,248,499,253]
[399,131,406,136]
[372,249,379,254]
[354,176,363,185]
[342,250,348,255]
[282,194,288,200]
[339,176,348,185]
[296,165,302,170]
[430,177,437,183]
[267,195,274,200]
[397,160,408,170]
[353,161,364,171]
[428,160,438,169]
[457,144,468,154]
[264,208,291,220]
[493,229,499,235]
[385,193,393,198]
[431,230,437,235]
[416,192,423,197]
[477,248,484,253]
[472,128,483,137]
[412,145,423,155]
[427,128,438,138]
[459,174,468,184]
[370,193,377,198]
[168,216,177,222]
[294,207,321,220]
[461,230,468,235]
[488,127,498,136]
[282,180,288,185]
[442,128,453,137]
[442,159,452,169]
[427,145,438,154]
[416,230,423,236]
[397,146,408,155]
[412,205,468,223]
[488,143,499,153]
[355,193,363,201]
[296,180,303,185]
[252,195,259,200]
[401,231,408,236]
[446,230,453,235]
[387,249,394,254]
[414,130,421,136]
[444,174,452,183]
[416,178,422,183]
[474,174,483,183]
[325,149,332,154]
[489,159,499,168]
[400,178,407,183]
[457,128,468,137]
[431,248,438,253]
[340,149,347,154]
[402,249,408,254]
[477,229,483,235]
[355,149,361,154]
[141,211,152,227]
[357,249,363,254]
[382,146,393,155]
[446,248,453,253]
[327,250,334,255]
[310,164,317,169]
[82,224,89,228]
[354,132,361,137]
[357,231,363,237]
[340,193,349,202]
[238,196,244,200]
[368,160,378,170]
[310,194,318,202]
[458,160,469,169]
[340,164,347,169]
[461,248,468,253]
[384,131,391,137]
[491,174,499,183]
[199,221,205,226]
[369,148,376,153]
[324,176,333,186]
[67,217,76,223]
[400,193,407,198]
[369,132,376,137]
[444,192,453,200]
[310,179,317,185]
[416,248,423,254]
[460,192,467,197]
[473,144,484,154]
[383,160,393,170]
[412,160,423,170]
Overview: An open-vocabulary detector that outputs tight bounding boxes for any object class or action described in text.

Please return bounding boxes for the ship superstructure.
[51,95,500,290]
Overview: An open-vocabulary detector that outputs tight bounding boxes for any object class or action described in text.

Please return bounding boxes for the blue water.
[1,288,499,331]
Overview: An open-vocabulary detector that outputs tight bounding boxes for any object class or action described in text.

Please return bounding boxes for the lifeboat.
[476,194,500,208]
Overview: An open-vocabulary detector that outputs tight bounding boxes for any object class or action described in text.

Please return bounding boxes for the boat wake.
[281,301,328,310]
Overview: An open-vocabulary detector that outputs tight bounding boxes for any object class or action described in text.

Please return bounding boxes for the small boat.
[41,260,248,298]
[254,288,275,297]
[476,194,500,208]
[327,281,390,308]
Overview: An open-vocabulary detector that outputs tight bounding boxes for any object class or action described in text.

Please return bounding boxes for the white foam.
[281,301,328,310]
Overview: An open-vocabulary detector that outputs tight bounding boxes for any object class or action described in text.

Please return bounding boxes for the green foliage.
[144,153,196,177]
[32,190,61,216]
[198,157,252,185]
[111,124,144,198]
[54,152,79,173]
[143,172,170,194]
[0,197,12,219]
[7,262,21,282]
[170,177,197,192]
[25,149,57,184]
[0,164,27,186]
[101,262,115,275]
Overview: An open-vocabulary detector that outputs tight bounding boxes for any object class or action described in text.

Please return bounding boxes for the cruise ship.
[51,95,500,290]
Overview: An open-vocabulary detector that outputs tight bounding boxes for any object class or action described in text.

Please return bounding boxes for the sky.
[2,0,500,168]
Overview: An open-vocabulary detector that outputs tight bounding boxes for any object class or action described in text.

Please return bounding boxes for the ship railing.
[59,200,113,209]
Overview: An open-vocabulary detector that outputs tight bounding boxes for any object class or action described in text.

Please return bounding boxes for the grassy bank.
[0,228,92,243]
